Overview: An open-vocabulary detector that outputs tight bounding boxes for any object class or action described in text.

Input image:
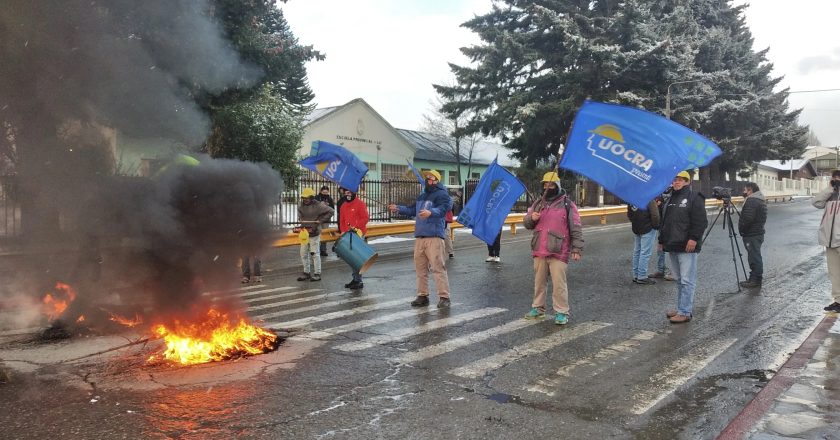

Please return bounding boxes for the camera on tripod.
[712,186,733,201]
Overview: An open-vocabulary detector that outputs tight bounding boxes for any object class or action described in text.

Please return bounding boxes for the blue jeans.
[657,249,668,273]
[669,252,698,316]
[741,235,764,281]
[632,230,657,279]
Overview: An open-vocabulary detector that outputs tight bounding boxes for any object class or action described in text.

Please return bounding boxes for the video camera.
[712,186,733,201]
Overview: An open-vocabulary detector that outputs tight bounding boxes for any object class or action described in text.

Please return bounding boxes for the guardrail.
[273,195,794,248]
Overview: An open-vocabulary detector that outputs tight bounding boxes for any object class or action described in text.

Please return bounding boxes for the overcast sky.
[282,0,840,147]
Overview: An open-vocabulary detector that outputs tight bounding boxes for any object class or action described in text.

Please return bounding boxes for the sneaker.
[669,314,692,324]
[346,280,364,289]
[739,280,761,288]
[253,276,262,283]
[485,256,494,262]
[492,256,501,263]
[524,308,545,320]
[320,252,329,257]
[449,253,455,259]
[632,277,637,283]
[241,277,250,284]
[650,272,664,279]
[296,273,310,281]
[310,273,322,281]
[554,312,568,325]
[410,296,429,307]
[663,273,676,281]
[635,278,656,285]
[344,280,356,288]
[437,298,451,308]
[824,302,840,313]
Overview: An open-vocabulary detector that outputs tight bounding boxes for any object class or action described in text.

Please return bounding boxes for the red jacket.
[338,198,369,235]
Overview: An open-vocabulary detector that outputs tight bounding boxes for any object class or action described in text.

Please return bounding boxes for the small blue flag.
[457,160,526,245]
[299,141,369,192]
[560,100,722,207]
[406,158,425,188]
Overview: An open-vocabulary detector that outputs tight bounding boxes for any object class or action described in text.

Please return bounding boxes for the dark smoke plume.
[0,1,285,328]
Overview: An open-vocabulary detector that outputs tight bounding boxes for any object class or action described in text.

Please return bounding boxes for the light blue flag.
[406,158,425,187]
[457,160,526,245]
[560,100,722,208]
[299,141,368,192]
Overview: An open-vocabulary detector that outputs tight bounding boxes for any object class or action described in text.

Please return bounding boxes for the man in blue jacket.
[389,169,453,308]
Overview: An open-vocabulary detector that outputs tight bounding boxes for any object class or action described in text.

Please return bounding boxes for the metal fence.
[0,175,20,238]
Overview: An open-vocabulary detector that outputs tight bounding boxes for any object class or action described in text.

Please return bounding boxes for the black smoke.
[0,1,285,327]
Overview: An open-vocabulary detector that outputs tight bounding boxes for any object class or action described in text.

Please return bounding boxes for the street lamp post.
[666,79,710,120]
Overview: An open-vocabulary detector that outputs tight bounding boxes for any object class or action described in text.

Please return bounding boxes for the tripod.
[703,198,749,292]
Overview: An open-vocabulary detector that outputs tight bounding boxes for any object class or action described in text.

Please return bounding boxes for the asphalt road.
[0,198,833,439]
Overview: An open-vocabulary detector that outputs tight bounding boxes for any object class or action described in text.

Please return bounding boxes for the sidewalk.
[718,312,840,439]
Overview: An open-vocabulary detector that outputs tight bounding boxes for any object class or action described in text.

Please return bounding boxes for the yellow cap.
[542,171,561,183]
[675,171,691,181]
[301,188,316,198]
[424,169,442,182]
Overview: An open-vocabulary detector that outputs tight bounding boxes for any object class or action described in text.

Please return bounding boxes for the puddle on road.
[486,392,522,404]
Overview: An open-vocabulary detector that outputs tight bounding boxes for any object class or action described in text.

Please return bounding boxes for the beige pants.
[827,247,840,303]
[443,224,454,255]
[414,237,450,298]
[532,257,569,314]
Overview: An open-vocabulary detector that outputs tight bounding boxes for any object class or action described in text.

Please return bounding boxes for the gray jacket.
[299,200,334,234]
[813,186,840,248]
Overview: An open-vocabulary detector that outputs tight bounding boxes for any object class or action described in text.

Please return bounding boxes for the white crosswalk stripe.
[395,318,542,364]
[211,286,298,300]
[299,307,445,340]
[238,289,322,304]
[524,330,657,396]
[264,298,408,329]
[333,307,507,352]
[448,321,612,379]
[202,284,268,296]
[246,291,347,312]
[251,294,386,322]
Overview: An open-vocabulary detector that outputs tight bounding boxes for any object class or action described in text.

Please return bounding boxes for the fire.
[76,315,85,323]
[148,309,279,365]
[42,282,77,321]
[109,312,143,328]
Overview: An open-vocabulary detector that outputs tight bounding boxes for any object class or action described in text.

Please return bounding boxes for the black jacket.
[738,191,767,237]
[659,186,708,252]
[627,199,660,235]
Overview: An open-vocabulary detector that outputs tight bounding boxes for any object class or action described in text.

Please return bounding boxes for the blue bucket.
[334,231,378,274]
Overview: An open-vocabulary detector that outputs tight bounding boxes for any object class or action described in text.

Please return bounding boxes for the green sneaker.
[524,308,545,320]
[554,312,568,325]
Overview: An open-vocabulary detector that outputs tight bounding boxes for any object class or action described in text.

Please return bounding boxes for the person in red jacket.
[339,188,370,289]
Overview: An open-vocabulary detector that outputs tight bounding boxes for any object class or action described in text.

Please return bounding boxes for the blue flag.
[560,100,722,208]
[299,141,368,192]
[457,160,526,245]
[406,158,425,187]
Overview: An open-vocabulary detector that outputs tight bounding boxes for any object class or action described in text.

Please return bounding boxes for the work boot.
[437,298,451,308]
[410,296,429,307]
[739,279,761,288]
[669,314,692,324]
[665,309,678,318]
[296,273,310,281]
[824,302,840,313]
[310,273,322,281]
[346,280,364,290]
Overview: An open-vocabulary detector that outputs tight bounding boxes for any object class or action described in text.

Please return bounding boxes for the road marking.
[448,321,612,379]
[395,318,542,364]
[300,307,445,340]
[524,330,657,396]
[246,291,347,312]
[264,298,408,329]
[630,337,737,415]
[333,307,508,352]
[202,284,268,296]
[251,294,386,322]
[211,286,298,300]
[239,288,323,304]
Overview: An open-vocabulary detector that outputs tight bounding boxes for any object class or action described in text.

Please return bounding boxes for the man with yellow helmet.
[297,187,334,282]
[523,170,584,325]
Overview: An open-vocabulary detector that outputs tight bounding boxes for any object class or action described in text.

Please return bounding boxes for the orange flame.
[147,309,279,365]
[109,312,143,328]
[42,282,77,321]
[76,315,85,323]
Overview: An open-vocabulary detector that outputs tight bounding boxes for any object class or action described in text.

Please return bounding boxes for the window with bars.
[448,171,460,186]
[381,163,409,180]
